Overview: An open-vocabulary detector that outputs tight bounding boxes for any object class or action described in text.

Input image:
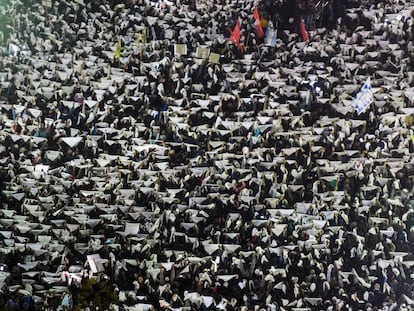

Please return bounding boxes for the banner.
[209,53,221,64]
[42,0,52,8]
[196,47,210,59]
[174,44,187,56]
[354,77,373,115]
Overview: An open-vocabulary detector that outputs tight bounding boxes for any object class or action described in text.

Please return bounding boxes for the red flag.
[299,21,309,41]
[230,19,243,52]
[253,7,264,38]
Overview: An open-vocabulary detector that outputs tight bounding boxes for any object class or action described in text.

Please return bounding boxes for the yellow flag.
[115,39,121,59]
[406,114,413,127]
[136,28,147,46]
[143,27,147,44]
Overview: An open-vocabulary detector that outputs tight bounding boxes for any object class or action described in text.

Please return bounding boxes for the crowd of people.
[1,0,414,310]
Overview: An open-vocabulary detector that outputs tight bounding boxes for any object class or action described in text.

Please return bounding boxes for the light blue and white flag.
[264,27,277,47]
[354,77,373,115]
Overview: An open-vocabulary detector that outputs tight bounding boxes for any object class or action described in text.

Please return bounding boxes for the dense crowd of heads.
[1,0,414,310]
